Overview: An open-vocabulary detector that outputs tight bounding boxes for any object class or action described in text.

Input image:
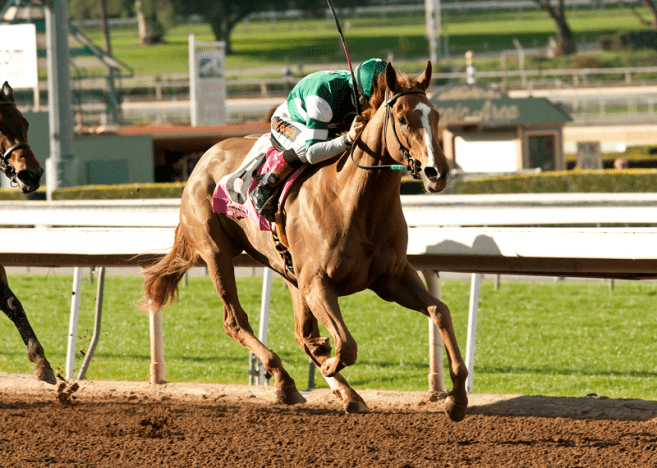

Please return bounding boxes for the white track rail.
[5,193,657,228]
[3,194,657,393]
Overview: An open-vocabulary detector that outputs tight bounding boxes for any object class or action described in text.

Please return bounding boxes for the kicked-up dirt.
[1,372,656,467]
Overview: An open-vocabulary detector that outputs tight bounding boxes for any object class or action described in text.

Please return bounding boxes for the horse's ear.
[1,81,13,102]
[385,62,399,94]
[416,60,432,91]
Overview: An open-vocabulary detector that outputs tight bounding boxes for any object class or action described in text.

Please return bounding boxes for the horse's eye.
[398,115,407,126]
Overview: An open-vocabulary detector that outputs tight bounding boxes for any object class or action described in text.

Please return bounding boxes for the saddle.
[212,134,301,274]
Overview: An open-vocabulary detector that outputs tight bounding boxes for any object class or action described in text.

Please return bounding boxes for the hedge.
[0,183,186,201]
[454,169,657,194]
[4,170,655,200]
[0,178,426,200]
[51,183,187,200]
[598,30,657,51]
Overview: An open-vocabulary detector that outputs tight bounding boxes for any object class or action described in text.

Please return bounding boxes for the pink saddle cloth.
[212,134,301,232]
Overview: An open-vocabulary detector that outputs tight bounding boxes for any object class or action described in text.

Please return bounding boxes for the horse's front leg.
[0,266,56,385]
[287,280,369,413]
[371,263,468,422]
[301,276,357,377]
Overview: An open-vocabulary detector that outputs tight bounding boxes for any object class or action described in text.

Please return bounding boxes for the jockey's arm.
[304,114,365,164]
[305,134,352,164]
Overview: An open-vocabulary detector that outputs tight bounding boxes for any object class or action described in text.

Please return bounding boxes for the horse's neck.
[332,106,403,218]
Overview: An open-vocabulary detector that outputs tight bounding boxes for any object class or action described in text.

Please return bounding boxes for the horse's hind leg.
[287,280,368,413]
[371,264,468,422]
[0,266,56,385]
[197,230,305,405]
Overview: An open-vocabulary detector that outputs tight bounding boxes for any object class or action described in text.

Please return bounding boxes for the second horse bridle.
[349,88,426,179]
[0,102,31,185]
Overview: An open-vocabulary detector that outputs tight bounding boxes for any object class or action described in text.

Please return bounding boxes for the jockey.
[251,57,388,221]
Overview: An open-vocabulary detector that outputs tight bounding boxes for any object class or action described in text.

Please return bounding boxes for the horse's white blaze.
[415,102,436,169]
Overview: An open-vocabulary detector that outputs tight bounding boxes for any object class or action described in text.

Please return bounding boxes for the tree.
[69,0,173,45]
[134,0,174,44]
[69,0,135,21]
[533,0,576,56]
[623,0,657,29]
[97,0,112,55]
[170,0,365,55]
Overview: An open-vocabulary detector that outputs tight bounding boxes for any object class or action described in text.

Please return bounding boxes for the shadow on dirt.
[468,393,657,421]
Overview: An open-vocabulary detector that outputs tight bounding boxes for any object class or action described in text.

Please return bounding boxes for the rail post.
[421,270,445,393]
[65,267,83,380]
[78,267,105,380]
[150,306,166,384]
[465,273,481,393]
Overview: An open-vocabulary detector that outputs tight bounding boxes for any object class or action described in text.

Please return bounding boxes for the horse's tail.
[138,225,198,314]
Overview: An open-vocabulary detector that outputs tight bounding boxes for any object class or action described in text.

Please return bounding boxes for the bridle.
[1,142,31,182]
[349,88,426,179]
[0,102,31,186]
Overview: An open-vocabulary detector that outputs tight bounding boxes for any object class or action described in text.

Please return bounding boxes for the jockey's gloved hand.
[348,115,367,143]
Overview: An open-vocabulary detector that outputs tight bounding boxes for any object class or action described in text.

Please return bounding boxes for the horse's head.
[0,82,43,194]
[381,61,449,193]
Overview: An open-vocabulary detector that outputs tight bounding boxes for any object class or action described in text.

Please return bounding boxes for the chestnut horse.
[140,62,468,421]
[0,82,55,385]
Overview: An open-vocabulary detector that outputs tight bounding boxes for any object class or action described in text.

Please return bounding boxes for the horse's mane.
[362,70,416,121]
[333,68,416,138]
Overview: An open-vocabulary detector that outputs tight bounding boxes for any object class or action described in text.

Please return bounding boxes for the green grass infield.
[1,273,656,400]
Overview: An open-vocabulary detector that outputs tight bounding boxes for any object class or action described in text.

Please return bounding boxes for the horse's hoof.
[426,391,448,402]
[274,387,307,406]
[331,388,369,413]
[444,395,468,422]
[344,398,370,414]
[34,365,57,385]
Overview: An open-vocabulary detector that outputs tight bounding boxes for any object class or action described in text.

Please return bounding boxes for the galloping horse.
[0,82,55,384]
[140,62,468,421]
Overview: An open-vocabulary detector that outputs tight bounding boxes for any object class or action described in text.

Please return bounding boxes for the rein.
[349,88,426,179]
[0,102,31,185]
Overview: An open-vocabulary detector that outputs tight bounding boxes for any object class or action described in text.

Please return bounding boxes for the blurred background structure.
[2,0,657,186]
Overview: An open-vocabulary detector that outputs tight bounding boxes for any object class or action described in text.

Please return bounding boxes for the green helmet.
[354,58,387,99]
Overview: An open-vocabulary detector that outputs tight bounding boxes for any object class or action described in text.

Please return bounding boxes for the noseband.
[0,102,31,185]
[383,88,426,179]
[349,88,426,179]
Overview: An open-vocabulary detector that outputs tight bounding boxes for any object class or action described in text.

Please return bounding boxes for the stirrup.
[259,204,277,223]
[253,185,273,207]
[252,188,278,221]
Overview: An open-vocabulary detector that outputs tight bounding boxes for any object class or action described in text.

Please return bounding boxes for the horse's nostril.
[16,171,41,194]
[17,169,42,185]
[424,167,438,179]
[17,171,31,183]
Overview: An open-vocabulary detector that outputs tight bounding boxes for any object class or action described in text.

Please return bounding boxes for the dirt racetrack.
[1,372,656,467]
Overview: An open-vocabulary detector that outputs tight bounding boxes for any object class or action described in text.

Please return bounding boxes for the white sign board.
[189,34,226,126]
[0,23,38,89]
[455,135,518,173]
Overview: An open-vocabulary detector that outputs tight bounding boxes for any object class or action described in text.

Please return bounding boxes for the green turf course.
[76,5,652,76]
[1,274,656,400]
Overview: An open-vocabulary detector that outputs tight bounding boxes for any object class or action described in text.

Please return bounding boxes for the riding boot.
[252,149,304,222]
